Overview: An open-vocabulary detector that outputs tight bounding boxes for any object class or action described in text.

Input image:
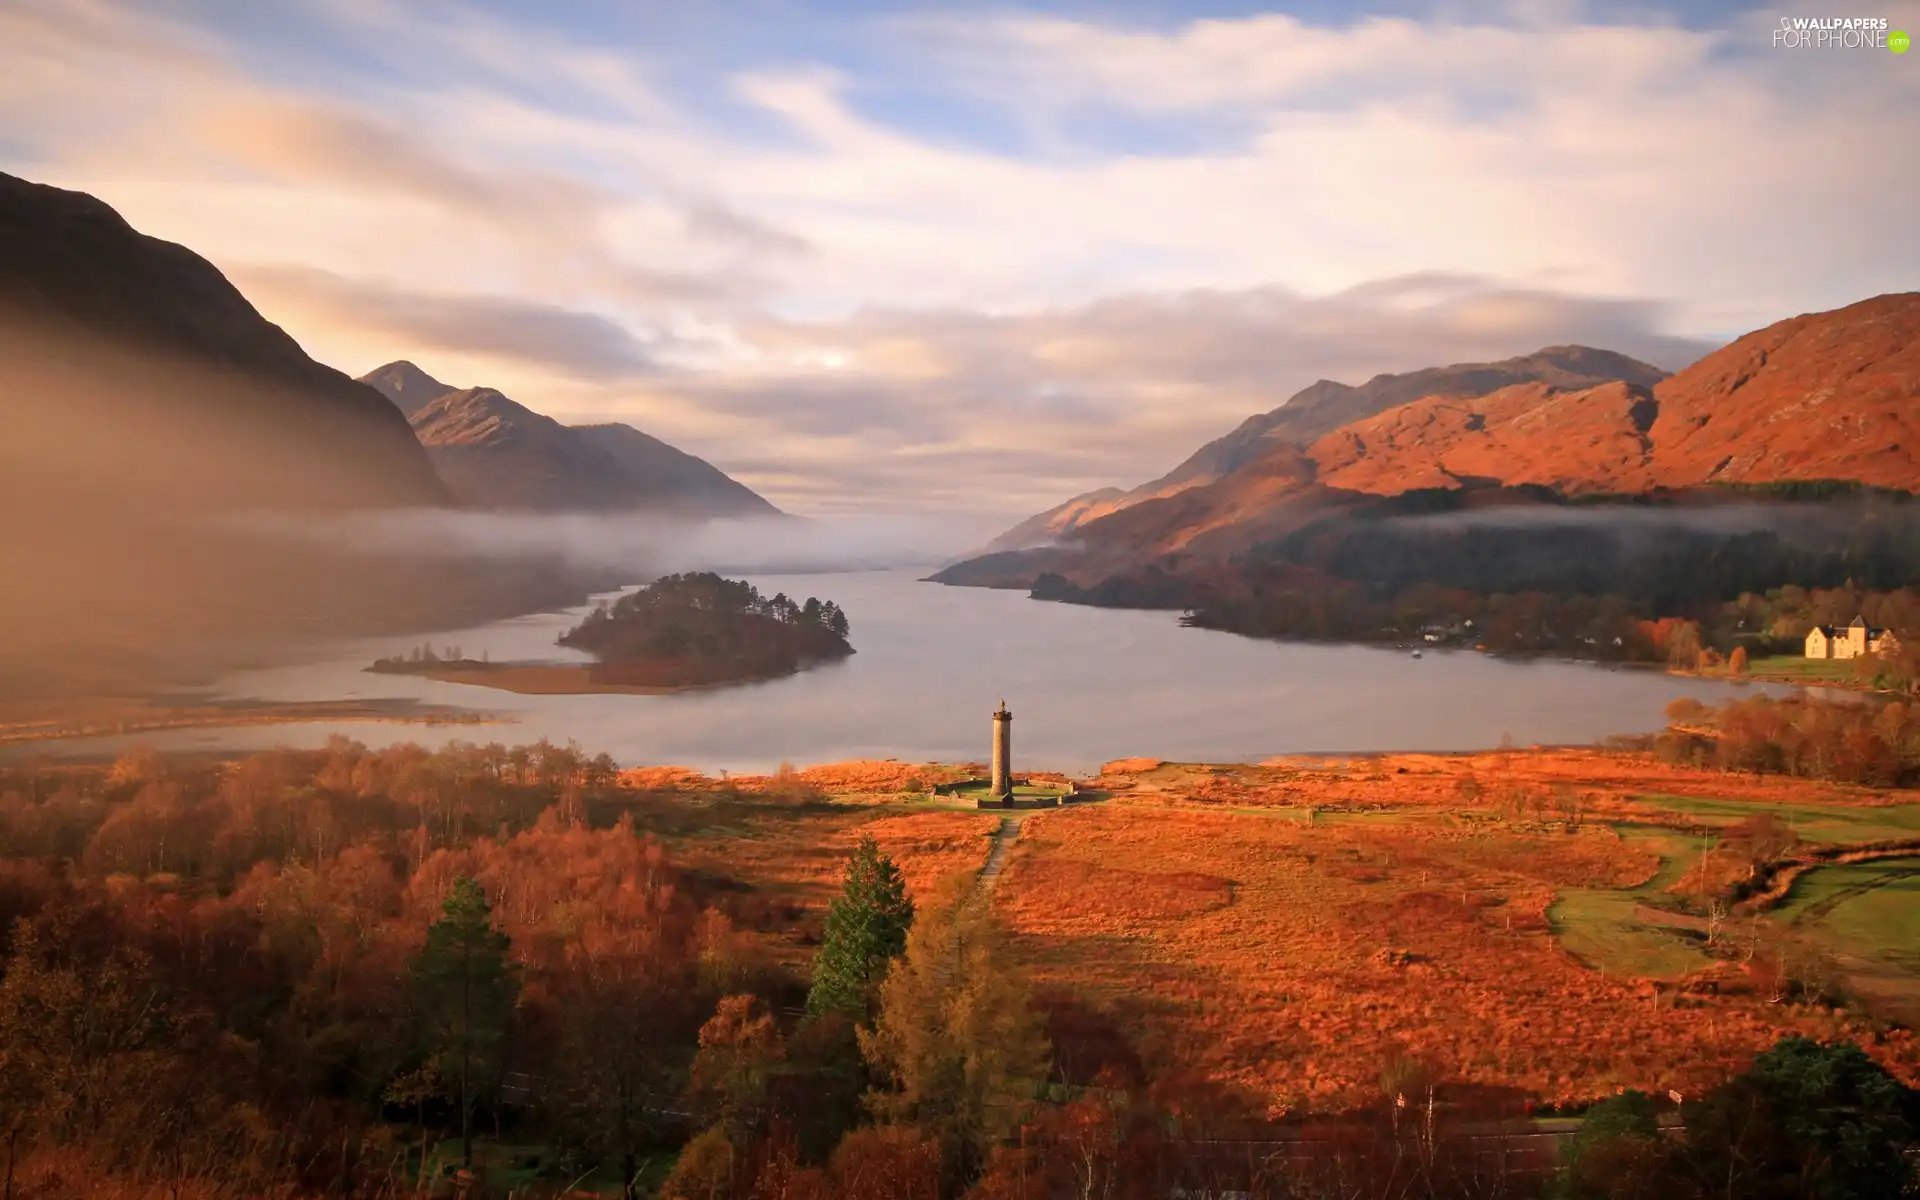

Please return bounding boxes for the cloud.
[2,0,1913,521]
[630,273,1715,517]
[235,265,661,381]
[684,197,812,257]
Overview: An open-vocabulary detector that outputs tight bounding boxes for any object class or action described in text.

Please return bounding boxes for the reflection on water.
[24,569,1777,773]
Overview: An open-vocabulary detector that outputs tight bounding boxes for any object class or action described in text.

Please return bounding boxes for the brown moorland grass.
[1121,749,1894,809]
[649,769,998,968]
[991,802,1918,1112]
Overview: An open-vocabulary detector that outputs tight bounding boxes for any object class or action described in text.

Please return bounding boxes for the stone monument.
[991,699,1013,798]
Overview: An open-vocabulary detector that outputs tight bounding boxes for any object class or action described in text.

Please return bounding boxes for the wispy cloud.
[2,0,1912,518]
[234,266,663,381]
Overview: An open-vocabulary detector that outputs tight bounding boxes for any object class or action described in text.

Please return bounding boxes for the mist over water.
[21,569,1782,775]
[222,510,1002,575]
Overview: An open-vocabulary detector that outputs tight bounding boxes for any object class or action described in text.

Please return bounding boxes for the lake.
[22,569,1778,774]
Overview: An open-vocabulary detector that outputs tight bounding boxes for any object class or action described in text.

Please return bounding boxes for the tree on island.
[410,877,519,1168]
[558,572,854,688]
[806,836,915,1021]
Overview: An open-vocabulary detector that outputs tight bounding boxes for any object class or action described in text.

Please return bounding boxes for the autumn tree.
[0,920,75,1200]
[687,994,787,1143]
[1728,645,1750,676]
[1664,620,1703,669]
[860,875,1051,1180]
[806,836,914,1021]
[661,1127,736,1200]
[410,876,519,1168]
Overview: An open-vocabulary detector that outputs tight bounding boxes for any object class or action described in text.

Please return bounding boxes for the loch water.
[25,569,1780,773]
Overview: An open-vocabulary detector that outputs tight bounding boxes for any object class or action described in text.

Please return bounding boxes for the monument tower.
[991,699,1013,798]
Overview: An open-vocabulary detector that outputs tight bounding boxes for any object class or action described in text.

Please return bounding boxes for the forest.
[0,739,1913,1198]
[1033,489,1920,667]
[558,574,853,688]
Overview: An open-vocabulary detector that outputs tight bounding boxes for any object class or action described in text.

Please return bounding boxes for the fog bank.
[223,509,1000,578]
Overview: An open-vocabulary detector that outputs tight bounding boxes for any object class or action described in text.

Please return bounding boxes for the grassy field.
[1775,857,1920,968]
[1549,889,1712,981]
[1631,792,1920,844]
[1739,655,1871,685]
[943,782,1072,801]
[1549,826,1717,981]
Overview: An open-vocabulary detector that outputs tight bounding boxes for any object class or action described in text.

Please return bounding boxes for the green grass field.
[1549,888,1714,981]
[1774,857,1920,970]
[1740,655,1871,685]
[1546,825,1720,980]
[945,782,1071,800]
[1631,793,1920,846]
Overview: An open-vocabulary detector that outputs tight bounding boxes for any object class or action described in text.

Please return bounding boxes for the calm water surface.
[28,570,1777,773]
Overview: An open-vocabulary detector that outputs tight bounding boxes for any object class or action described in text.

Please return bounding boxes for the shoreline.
[399,661,824,696]
[0,696,496,749]
[414,664,716,696]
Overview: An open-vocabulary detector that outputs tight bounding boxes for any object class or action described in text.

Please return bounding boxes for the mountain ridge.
[359,361,780,516]
[940,292,1920,586]
[0,170,448,510]
[980,344,1669,551]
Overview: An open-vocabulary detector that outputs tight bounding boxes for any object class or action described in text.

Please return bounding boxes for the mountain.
[359,359,458,419]
[1309,293,1920,499]
[980,346,1668,551]
[572,422,777,515]
[937,293,1920,587]
[360,361,779,516]
[0,173,594,688]
[0,171,448,511]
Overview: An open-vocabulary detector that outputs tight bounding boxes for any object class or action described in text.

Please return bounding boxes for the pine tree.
[806,836,914,1020]
[410,877,519,1167]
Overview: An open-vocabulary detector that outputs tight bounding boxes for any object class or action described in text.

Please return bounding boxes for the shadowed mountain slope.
[361,361,780,515]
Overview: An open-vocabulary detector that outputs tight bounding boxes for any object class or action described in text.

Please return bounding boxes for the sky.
[3,0,1915,522]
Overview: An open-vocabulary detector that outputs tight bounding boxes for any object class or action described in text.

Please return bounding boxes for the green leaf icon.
[1892,29,1911,53]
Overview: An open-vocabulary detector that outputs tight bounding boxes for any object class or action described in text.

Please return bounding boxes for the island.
[366,573,854,695]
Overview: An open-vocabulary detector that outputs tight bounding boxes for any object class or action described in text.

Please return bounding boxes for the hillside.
[980,345,1668,551]
[361,361,779,515]
[946,294,1920,579]
[0,173,594,690]
[0,170,447,511]
[1310,293,1920,498]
